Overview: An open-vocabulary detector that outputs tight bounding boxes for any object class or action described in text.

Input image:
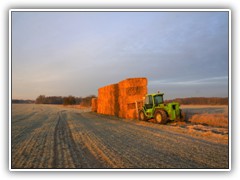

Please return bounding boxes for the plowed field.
[11,104,229,169]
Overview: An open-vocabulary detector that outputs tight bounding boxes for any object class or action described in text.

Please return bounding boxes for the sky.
[11,11,229,100]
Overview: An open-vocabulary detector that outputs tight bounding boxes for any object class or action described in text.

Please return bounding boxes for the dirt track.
[11,104,229,169]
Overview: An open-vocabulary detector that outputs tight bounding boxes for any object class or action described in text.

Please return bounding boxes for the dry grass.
[189,113,228,128]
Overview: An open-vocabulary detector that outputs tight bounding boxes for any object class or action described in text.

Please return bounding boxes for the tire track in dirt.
[52,111,103,168]
[52,111,76,168]
[52,114,61,168]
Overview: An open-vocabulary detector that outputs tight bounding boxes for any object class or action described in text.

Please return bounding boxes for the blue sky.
[12,11,229,100]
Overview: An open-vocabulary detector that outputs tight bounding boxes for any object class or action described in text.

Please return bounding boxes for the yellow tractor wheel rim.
[156,113,162,122]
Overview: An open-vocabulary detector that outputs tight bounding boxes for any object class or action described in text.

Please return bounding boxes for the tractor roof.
[147,93,164,96]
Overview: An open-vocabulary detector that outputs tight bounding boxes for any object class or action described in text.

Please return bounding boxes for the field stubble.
[11,104,229,169]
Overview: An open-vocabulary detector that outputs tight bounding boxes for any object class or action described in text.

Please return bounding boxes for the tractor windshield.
[154,95,163,105]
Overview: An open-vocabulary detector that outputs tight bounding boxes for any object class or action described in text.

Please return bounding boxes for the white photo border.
[9,8,231,172]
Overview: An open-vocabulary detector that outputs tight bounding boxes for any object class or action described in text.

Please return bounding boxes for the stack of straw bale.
[91,98,98,112]
[95,77,147,119]
[97,83,118,116]
[118,78,147,119]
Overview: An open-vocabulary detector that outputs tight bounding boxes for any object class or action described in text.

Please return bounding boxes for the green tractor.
[138,92,185,124]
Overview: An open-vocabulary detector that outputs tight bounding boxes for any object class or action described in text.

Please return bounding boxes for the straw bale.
[97,83,119,116]
[91,98,98,112]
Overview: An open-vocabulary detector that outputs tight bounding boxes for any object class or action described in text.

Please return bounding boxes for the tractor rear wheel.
[154,110,168,124]
[139,110,147,121]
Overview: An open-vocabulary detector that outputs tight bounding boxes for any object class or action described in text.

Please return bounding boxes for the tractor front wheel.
[139,110,147,121]
[154,110,168,124]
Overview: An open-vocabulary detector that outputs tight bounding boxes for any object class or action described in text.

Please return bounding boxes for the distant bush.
[63,96,76,105]
[35,95,63,104]
[35,95,46,104]
[80,95,96,107]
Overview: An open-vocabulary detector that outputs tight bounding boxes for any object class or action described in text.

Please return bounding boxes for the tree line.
[13,96,228,106]
[165,97,228,105]
[12,99,35,104]
[35,95,96,106]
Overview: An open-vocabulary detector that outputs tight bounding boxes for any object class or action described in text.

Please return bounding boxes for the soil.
[11,104,229,169]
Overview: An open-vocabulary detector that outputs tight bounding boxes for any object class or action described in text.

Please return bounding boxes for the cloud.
[149,76,228,85]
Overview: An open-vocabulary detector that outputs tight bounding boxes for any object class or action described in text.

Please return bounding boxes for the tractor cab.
[145,93,164,107]
[143,93,165,118]
[144,93,164,109]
